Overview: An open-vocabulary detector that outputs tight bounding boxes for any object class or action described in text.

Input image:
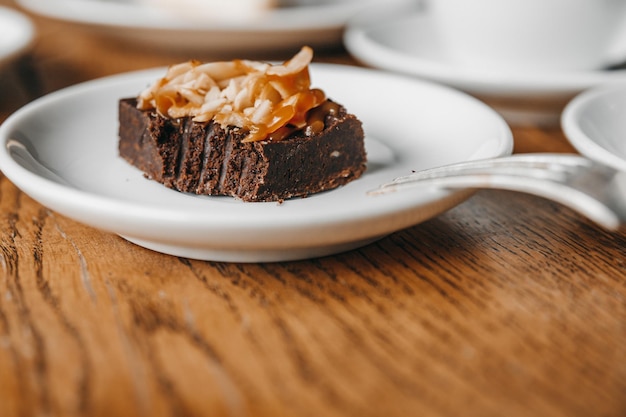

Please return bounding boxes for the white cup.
[429,0,626,72]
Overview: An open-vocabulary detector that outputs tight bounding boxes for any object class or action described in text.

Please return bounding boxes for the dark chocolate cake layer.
[118,98,367,202]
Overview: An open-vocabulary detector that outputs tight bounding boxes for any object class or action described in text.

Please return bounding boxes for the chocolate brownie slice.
[118,98,366,202]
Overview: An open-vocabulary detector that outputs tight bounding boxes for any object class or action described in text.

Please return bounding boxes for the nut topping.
[137,46,327,142]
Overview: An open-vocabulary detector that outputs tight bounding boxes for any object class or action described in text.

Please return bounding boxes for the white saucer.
[17,0,409,54]
[0,6,35,69]
[0,64,512,262]
[562,83,626,171]
[344,8,626,126]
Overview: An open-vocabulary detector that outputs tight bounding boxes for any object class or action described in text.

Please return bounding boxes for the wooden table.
[1,2,625,416]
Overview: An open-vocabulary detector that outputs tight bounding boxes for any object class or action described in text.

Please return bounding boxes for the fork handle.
[369,154,622,230]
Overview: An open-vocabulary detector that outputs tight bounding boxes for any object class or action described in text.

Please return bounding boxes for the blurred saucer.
[17,0,409,55]
[0,6,35,69]
[344,9,626,126]
[562,83,626,171]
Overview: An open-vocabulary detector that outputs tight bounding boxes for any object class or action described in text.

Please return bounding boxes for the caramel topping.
[137,46,331,142]
[266,99,341,142]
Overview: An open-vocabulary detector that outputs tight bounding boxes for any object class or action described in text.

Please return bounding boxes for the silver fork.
[369,153,626,230]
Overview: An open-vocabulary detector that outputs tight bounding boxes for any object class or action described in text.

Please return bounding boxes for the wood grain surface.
[1,1,625,416]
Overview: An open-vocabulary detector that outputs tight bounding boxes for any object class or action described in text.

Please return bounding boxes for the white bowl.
[0,64,512,262]
[562,84,626,171]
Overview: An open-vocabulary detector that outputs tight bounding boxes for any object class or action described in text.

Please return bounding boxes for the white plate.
[16,0,409,54]
[562,83,626,172]
[0,64,512,262]
[0,6,35,69]
[344,7,626,125]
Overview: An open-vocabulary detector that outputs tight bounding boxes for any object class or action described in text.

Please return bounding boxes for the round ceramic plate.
[0,6,35,69]
[562,83,626,171]
[0,64,513,262]
[16,0,409,54]
[344,7,626,125]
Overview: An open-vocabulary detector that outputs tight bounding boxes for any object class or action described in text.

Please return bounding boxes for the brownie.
[118,98,367,202]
